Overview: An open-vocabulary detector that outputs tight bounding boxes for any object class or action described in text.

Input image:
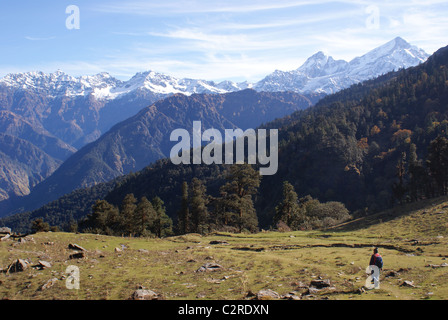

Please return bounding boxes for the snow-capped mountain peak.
[0,37,430,98]
[0,70,123,98]
[299,51,328,67]
[255,37,430,94]
[297,51,349,78]
[0,69,248,100]
[347,37,428,80]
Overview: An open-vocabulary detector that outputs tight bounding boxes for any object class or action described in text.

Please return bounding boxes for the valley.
[0,37,428,208]
[1,1,447,305]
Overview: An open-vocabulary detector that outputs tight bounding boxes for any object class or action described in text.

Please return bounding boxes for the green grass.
[1,196,448,300]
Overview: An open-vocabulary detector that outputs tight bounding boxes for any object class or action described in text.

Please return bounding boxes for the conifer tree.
[91,199,119,234]
[31,218,50,233]
[392,152,407,205]
[135,196,156,236]
[219,164,260,232]
[177,181,190,234]
[120,193,138,235]
[407,143,427,201]
[190,178,209,234]
[274,181,304,229]
[151,196,173,237]
[427,136,448,196]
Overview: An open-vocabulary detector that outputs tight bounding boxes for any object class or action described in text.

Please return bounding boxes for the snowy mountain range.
[0,37,430,204]
[0,69,252,101]
[0,37,428,99]
[254,37,429,94]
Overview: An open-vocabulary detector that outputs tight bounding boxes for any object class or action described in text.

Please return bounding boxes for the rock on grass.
[130,289,163,300]
[196,263,224,273]
[39,278,58,291]
[256,289,280,300]
[6,259,29,273]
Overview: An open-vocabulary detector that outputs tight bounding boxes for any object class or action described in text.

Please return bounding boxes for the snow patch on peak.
[0,37,431,100]
[0,69,247,100]
[295,51,349,79]
[256,37,430,94]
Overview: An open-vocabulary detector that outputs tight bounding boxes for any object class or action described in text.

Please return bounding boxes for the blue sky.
[0,0,447,82]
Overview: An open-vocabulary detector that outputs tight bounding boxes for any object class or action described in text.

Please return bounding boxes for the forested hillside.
[2,44,448,234]
[258,44,448,219]
[0,90,319,218]
[98,44,448,232]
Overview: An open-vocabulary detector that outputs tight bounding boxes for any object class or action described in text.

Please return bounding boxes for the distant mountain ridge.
[0,37,428,150]
[255,37,429,94]
[0,90,318,216]
[0,37,429,202]
[1,37,428,99]
[0,70,251,102]
[3,42,446,233]
[0,133,61,200]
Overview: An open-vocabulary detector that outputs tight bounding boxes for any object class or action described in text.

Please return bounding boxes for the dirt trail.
[232,243,415,253]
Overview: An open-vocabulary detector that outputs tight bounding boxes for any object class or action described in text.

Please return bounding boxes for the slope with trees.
[3,44,448,234]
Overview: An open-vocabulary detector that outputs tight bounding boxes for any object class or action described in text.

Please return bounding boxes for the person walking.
[369,247,383,286]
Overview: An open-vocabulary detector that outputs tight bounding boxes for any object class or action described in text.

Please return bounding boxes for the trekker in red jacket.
[369,247,383,286]
[370,247,383,269]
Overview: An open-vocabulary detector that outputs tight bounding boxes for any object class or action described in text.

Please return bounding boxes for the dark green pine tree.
[177,181,190,235]
[90,199,119,235]
[151,196,173,238]
[104,203,121,235]
[392,152,407,205]
[31,218,50,233]
[135,196,156,236]
[427,136,448,196]
[407,143,427,202]
[190,178,209,235]
[274,181,304,230]
[120,193,138,236]
[219,164,260,232]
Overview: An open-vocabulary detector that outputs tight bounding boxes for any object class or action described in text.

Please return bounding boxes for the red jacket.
[369,253,382,268]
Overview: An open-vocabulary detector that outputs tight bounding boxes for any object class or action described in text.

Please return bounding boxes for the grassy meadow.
[1,196,448,300]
